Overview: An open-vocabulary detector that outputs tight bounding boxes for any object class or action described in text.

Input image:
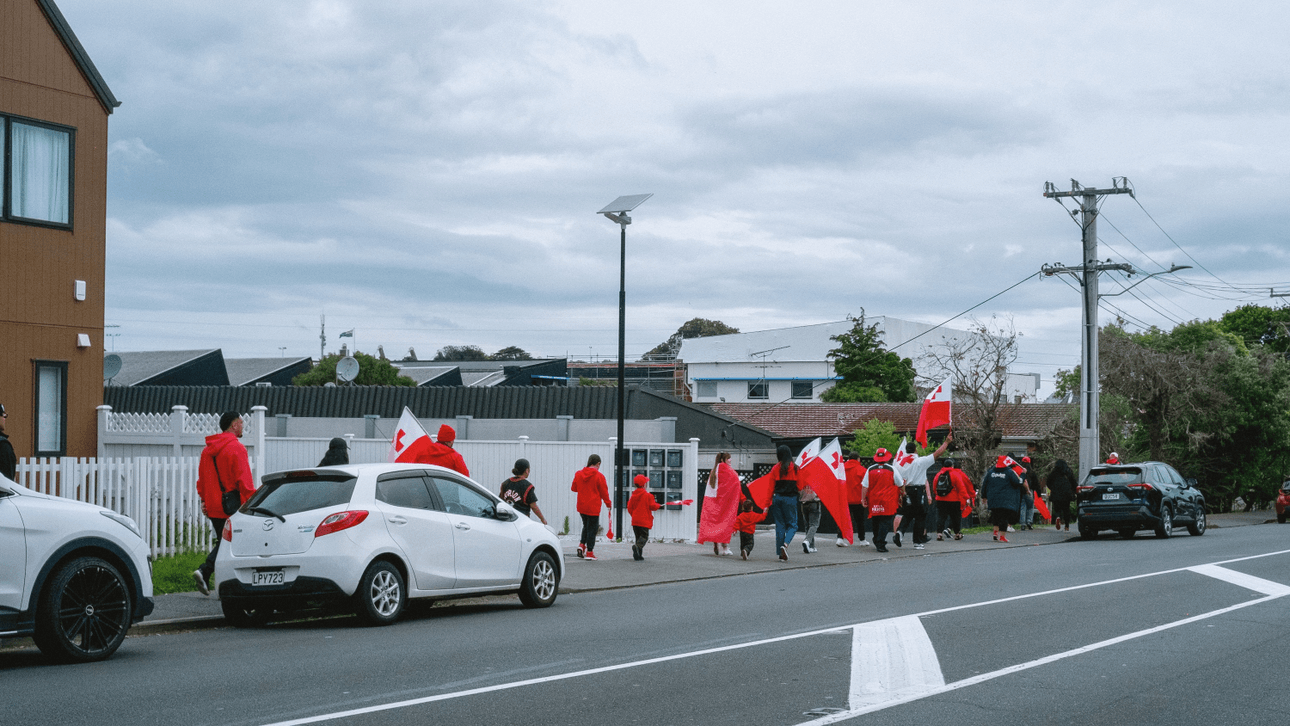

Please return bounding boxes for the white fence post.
[252,405,267,487]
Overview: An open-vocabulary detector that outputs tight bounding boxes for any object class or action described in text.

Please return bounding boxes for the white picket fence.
[16,457,216,559]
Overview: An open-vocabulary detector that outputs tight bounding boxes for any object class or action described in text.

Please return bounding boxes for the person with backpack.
[500,458,547,525]
[933,459,974,541]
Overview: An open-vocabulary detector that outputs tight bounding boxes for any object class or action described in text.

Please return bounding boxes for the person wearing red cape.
[698,452,740,556]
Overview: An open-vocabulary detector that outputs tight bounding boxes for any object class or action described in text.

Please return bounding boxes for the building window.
[2,115,74,228]
[747,381,768,400]
[792,380,813,399]
[34,361,67,456]
[696,381,717,398]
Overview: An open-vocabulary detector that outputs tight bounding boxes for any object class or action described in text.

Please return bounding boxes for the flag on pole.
[387,406,429,462]
[915,376,953,447]
[807,438,854,544]
[795,437,822,468]
[339,329,354,338]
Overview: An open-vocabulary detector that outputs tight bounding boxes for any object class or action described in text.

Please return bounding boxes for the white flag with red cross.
[795,437,822,468]
[387,407,430,463]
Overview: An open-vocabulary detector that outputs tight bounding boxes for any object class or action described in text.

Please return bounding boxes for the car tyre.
[1154,505,1173,538]
[353,560,405,626]
[1187,509,1207,536]
[1079,526,1096,540]
[33,556,132,663]
[221,600,272,627]
[518,551,559,608]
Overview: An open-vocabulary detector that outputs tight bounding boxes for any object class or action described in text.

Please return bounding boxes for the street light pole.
[598,193,652,541]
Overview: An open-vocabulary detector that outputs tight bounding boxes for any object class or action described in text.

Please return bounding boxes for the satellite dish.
[103,354,122,381]
[336,356,360,383]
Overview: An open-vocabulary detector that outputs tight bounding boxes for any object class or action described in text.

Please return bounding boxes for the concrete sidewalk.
[129,510,1284,631]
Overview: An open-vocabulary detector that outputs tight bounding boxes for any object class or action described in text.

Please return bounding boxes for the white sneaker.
[835,538,848,547]
[803,541,810,554]
[1007,526,1016,532]
[859,539,872,546]
[192,569,210,597]
[915,543,925,550]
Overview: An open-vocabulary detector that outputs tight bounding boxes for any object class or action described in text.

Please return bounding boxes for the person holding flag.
[861,448,904,552]
[915,376,953,449]
[838,453,870,547]
[627,474,662,561]
[571,454,611,560]
[892,435,952,549]
[699,452,740,556]
[769,445,804,561]
[981,455,1024,542]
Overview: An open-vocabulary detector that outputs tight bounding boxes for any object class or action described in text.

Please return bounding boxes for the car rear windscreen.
[247,475,357,516]
[1086,469,1144,486]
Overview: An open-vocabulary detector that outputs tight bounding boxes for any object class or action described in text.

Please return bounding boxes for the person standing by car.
[981,455,1023,542]
[317,437,349,466]
[571,454,611,560]
[861,448,905,553]
[627,474,662,560]
[500,458,547,525]
[0,404,16,481]
[1046,458,1078,531]
[193,412,255,595]
[410,424,470,476]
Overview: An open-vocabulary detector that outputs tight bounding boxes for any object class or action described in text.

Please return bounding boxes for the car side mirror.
[492,502,518,521]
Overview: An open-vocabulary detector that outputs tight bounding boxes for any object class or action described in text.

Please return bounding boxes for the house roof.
[678,317,970,363]
[37,0,120,113]
[224,357,313,386]
[708,402,1076,440]
[396,366,462,387]
[107,349,227,386]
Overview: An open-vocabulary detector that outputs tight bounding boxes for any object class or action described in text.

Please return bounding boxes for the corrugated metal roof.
[225,357,312,386]
[107,349,224,386]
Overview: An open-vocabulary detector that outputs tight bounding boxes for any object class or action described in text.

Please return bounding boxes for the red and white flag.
[795,437,822,467]
[799,437,854,544]
[915,377,953,447]
[387,407,430,463]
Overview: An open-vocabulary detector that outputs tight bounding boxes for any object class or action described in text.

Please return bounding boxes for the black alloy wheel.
[33,556,133,663]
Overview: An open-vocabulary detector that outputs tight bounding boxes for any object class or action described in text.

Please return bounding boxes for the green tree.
[434,345,488,361]
[821,311,916,403]
[490,346,532,360]
[293,352,417,386]
[845,418,902,458]
[1218,304,1290,354]
[645,318,740,360]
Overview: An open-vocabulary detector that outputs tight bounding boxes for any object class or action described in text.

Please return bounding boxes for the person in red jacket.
[734,498,767,560]
[932,459,974,541]
[193,411,255,595]
[837,453,870,547]
[571,454,611,560]
[861,448,905,553]
[627,474,662,561]
[408,424,470,476]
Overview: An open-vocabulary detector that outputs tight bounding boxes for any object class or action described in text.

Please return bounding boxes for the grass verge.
[151,551,208,594]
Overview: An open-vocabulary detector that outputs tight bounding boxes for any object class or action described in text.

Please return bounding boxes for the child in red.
[626,474,662,561]
[734,498,767,560]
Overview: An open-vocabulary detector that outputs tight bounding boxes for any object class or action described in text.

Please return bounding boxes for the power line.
[1132,195,1245,294]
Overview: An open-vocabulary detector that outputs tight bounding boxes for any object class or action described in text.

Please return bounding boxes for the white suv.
[0,477,155,662]
[215,463,563,626]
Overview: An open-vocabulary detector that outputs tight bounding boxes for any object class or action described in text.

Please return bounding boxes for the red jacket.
[196,432,255,519]
[844,460,865,504]
[863,463,900,517]
[627,487,662,528]
[735,508,767,534]
[933,468,975,504]
[405,437,470,476]
[571,466,610,516]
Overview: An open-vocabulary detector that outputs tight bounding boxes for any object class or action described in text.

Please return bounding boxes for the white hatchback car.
[0,477,155,662]
[214,463,563,626]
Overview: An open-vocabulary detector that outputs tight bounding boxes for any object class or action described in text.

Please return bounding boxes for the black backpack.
[935,471,953,498]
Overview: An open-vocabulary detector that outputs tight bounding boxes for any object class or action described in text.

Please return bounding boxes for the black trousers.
[898,496,927,541]
[870,514,895,546]
[579,513,599,551]
[848,503,868,539]
[199,517,226,580]
[633,525,650,553]
[935,501,962,534]
[740,531,755,554]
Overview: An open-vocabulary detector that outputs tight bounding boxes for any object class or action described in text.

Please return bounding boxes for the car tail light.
[315,510,368,538]
[1077,484,1094,494]
[222,524,232,542]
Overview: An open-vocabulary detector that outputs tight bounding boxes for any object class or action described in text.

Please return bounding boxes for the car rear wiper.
[247,505,286,523]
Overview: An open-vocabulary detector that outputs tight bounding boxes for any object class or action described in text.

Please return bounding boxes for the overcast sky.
[60,1,1290,395]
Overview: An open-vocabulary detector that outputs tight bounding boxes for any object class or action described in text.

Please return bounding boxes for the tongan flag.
[795,438,822,467]
[805,438,854,544]
[915,377,953,447]
[387,406,430,462]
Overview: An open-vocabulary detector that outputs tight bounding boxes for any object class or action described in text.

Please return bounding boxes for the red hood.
[573,467,600,487]
[204,431,242,453]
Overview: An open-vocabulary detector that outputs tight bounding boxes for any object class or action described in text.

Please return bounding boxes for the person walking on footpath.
[699,452,740,556]
[0,404,16,481]
[838,453,870,547]
[800,477,822,553]
[1015,454,1038,529]
[193,412,255,595]
[627,474,662,560]
[769,445,803,561]
[1046,458,1078,531]
[893,436,952,549]
[734,498,767,560]
[318,437,349,466]
[861,448,904,553]
[571,454,611,560]
[500,458,547,525]
[981,455,1024,542]
[1020,456,1043,528]
[933,459,974,541]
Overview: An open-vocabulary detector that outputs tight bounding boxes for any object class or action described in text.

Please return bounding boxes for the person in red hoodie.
[837,453,870,547]
[193,411,255,596]
[627,474,662,561]
[571,454,611,560]
[734,498,767,560]
[932,458,974,541]
[408,424,470,476]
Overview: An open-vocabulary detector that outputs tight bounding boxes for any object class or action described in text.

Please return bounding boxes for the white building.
[679,318,1041,404]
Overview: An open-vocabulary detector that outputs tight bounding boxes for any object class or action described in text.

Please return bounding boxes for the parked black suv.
[1077,462,1206,540]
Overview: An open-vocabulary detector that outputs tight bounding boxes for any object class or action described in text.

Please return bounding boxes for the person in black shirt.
[499,458,547,524]
[0,404,16,481]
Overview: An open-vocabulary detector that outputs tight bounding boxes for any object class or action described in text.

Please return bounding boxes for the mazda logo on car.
[262,518,275,531]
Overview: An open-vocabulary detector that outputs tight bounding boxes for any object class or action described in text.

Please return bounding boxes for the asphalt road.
[4,524,1289,726]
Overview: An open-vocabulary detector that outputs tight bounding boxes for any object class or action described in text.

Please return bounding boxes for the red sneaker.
[584,550,598,560]
[999,534,1009,543]
[576,544,585,558]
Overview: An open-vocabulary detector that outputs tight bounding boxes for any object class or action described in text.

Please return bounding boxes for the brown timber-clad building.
[1,0,118,458]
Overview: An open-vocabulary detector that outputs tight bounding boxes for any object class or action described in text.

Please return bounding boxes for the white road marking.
[796,593,1286,725]
[1188,563,1290,596]
[850,615,945,709]
[256,548,1290,726]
